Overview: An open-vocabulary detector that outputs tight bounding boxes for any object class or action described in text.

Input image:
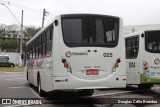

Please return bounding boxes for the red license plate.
[86,70,99,75]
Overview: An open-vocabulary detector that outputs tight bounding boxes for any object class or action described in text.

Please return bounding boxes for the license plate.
[86,69,99,75]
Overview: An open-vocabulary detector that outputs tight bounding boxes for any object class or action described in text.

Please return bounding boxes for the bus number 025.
[128,62,136,68]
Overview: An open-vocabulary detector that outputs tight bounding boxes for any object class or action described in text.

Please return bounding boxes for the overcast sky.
[0,0,160,27]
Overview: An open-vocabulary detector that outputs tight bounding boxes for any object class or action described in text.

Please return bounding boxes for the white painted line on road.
[92,91,132,97]
[28,87,42,99]
[6,78,25,80]
[8,86,26,88]
[5,104,31,107]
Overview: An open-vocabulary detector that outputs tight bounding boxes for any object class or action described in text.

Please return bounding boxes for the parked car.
[0,55,9,60]
[0,58,15,67]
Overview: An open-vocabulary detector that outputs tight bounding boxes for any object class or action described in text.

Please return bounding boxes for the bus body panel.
[140,52,160,84]
[51,17,126,89]
[125,31,160,85]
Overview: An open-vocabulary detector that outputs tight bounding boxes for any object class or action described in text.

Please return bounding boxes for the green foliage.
[0,66,24,72]
[0,24,41,52]
[1,39,19,52]
[24,26,41,38]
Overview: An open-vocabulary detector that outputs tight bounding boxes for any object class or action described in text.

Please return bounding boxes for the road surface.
[0,72,160,107]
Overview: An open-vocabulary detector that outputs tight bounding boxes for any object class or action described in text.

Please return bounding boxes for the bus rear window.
[145,31,160,53]
[62,17,119,47]
[63,19,82,44]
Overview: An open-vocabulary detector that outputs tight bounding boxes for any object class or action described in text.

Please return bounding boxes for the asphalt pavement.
[0,72,160,107]
[0,72,37,98]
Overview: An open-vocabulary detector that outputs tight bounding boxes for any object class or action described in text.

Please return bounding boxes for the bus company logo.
[65,51,88,58]
[65,51,72,58]
[154,58,160,65]
[72,52,88,56]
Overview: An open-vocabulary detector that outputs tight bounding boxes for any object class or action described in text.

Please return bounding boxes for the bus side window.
[45,25,53,56]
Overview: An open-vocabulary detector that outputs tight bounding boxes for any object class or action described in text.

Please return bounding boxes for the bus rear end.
[141,30,160,84]
[52,14,126,93]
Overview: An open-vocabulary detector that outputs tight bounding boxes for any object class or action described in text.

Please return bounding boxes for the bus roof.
[124,31,142,38]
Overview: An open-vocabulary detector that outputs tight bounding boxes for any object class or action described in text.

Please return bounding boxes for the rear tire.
[78,89,94,96]
[37,75,45,97]
[138,84,153,89]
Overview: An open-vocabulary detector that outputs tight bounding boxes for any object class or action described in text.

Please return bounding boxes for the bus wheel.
[138,84,153,90]
[38,75,45,97]
[78,89,94,96]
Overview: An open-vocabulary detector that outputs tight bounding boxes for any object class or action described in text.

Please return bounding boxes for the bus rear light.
[114,63,119,68]
[112,58,121,73]
[117,58,121,63]
[62,58,72,73]
[143,63,147,67]
[143,61,149,71]
[123,78,126,81]
[144,67,148,71]
[67,68,71,72]
[55,80,60,82]
[64,63,69,68]
[62,59,66,63]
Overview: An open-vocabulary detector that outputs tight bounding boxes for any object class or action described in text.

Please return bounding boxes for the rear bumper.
[53,74,126,90]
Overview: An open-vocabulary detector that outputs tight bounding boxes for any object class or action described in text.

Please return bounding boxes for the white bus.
[125,30,160,89]
[25,14,126,96]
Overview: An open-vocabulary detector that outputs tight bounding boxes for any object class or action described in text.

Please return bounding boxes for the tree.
[1,39,19,52]
[0,23,41,52]
[24,26,41,39]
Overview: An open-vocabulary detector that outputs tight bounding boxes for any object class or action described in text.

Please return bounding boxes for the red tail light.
[55,80,60,82]
[113,58,121,69]
[144,67,148,70]
[62,59,66,63]
[117,58,121,63]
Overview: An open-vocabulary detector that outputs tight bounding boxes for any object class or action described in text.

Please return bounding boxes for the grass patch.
[0,66,24,72]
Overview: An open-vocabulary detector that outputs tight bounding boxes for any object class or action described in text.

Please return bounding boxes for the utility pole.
[19,10,23,66]
[42,9,45,28]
